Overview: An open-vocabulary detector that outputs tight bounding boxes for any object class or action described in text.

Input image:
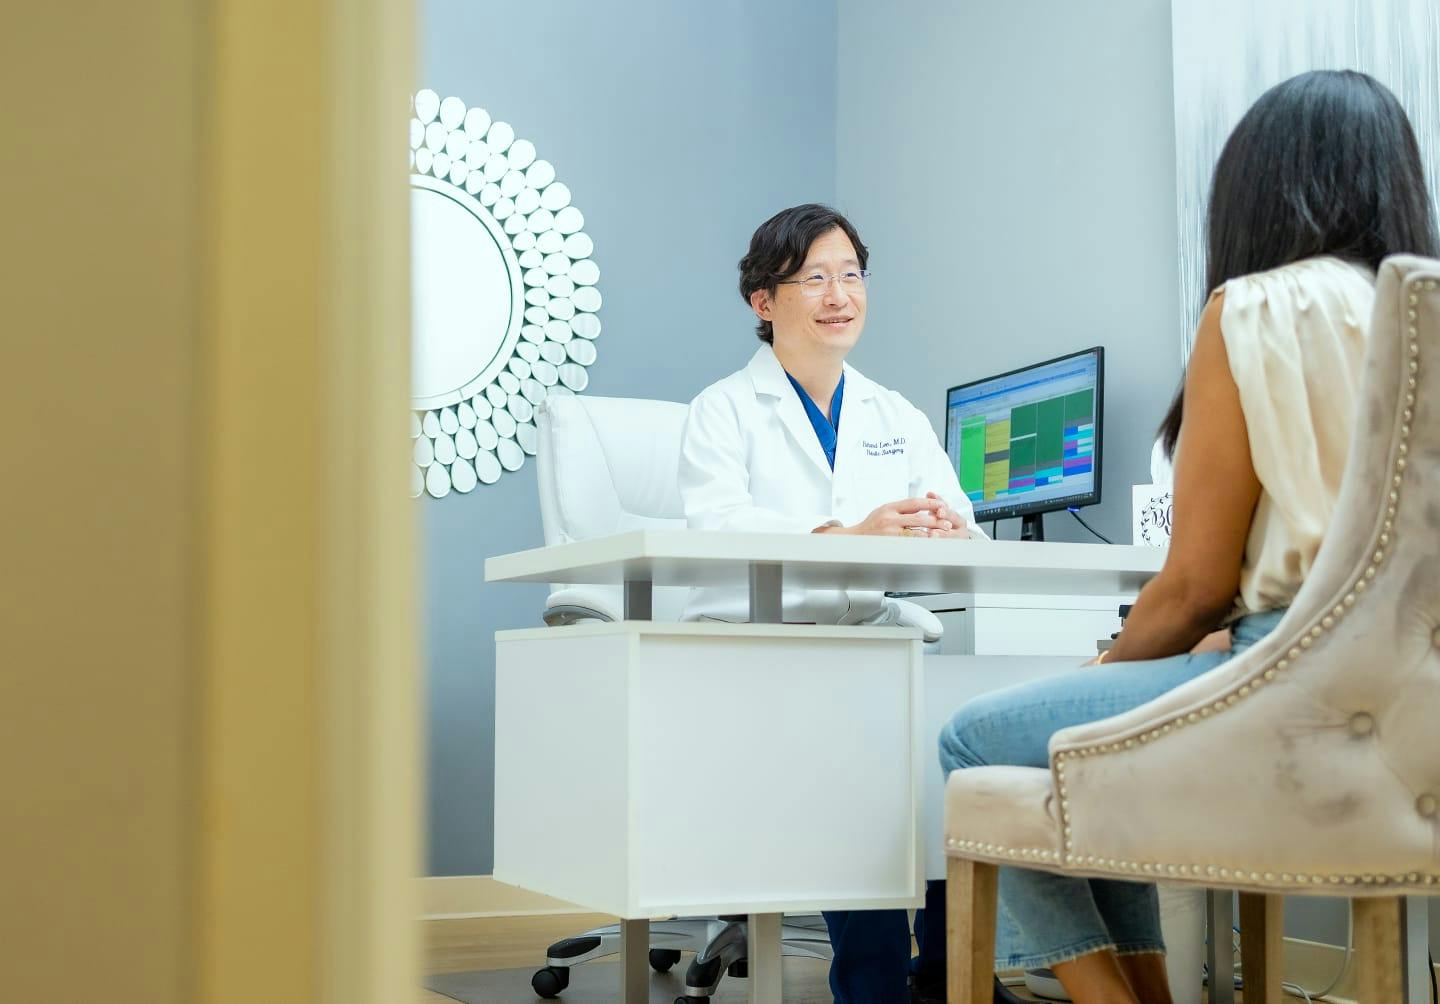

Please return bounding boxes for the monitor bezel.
[945,345,1105,522]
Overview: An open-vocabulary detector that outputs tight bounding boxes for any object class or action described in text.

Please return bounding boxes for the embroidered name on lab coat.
[863,437,907,457]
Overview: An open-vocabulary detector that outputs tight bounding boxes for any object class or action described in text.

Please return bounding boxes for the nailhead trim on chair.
[949,275,1440,892]
[944,838,1060,864]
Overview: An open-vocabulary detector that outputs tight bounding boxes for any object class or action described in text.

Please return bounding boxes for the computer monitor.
[944,346,1104,540]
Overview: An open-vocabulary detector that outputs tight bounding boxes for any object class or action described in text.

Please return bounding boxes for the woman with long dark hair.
[939,70,1437,1004]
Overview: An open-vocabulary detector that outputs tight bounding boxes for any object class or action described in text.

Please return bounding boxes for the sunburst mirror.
[408,89,602,498]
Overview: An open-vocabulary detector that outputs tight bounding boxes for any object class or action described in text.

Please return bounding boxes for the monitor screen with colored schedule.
[944,347,1104,522]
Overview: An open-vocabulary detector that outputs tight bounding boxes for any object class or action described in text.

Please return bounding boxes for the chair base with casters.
[528,915,831,999]
[529,918,704,998]
[677,916,831,1000]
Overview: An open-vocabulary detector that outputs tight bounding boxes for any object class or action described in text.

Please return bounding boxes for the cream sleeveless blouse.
[1215,256,1376,619]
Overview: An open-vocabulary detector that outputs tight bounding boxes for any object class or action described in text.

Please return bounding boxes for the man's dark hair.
[738,204,869,344]
[1157,69,1439,457]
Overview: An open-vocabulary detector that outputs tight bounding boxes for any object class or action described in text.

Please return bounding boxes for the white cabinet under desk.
[494,621,924,919]
[485,530,1163,1003]
[914,592,1125,656]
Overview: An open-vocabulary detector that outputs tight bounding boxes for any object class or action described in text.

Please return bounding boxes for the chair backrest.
[534,394,691,622]
[535,394,689,544]
[1273,255,1440,867]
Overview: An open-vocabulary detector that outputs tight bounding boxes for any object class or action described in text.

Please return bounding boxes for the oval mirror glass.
[525,160,556,189]
[497,439,525,471]
[569,259,600,286]
[451,458,478,493]
[409,175,523,409]
[570,313,601,340]
[572,287,602,313]
[475,451,502,484]
[516,422,538,455]
[455,427,479,459]
[566,339,597,366]
[475,420,499,451]
[414,89,440,123]
[434,433,457,465]
[426,463,452,498]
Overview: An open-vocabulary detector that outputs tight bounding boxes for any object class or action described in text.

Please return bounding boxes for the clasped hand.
[829,492,971,538]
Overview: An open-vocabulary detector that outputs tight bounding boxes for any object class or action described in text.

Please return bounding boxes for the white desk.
[486,531,1163,1002]
[486,529,1161,601]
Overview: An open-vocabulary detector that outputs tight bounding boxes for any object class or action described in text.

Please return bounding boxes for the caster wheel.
[649,948,682,972]
[531,965,569,998]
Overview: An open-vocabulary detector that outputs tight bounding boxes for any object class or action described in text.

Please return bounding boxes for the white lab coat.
[679,344,986,623]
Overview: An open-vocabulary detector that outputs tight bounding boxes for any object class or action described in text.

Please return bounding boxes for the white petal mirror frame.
[408,89,602,498]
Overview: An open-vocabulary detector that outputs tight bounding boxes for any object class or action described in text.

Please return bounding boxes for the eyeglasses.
[776,269,872,297]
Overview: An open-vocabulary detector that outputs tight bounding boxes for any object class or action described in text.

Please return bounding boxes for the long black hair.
[1157,70,1438,457]
[738,204,869,344]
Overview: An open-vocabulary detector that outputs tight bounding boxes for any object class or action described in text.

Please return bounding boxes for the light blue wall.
[421,0,838,875]
[835,0,1183,545]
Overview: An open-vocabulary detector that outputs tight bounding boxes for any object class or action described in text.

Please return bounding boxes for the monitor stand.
[1019,513,1045,542]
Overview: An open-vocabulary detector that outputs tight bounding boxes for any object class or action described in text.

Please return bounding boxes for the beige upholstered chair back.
[1049,255,1440,892]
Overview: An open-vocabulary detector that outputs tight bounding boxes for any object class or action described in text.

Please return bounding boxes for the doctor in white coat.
[677,204,985,1003]
[679,204,986,630]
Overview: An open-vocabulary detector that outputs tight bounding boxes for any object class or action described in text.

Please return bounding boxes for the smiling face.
[750,227,868,361]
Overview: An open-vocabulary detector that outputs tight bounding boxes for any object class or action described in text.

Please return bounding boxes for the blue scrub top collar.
[783,370,844,471]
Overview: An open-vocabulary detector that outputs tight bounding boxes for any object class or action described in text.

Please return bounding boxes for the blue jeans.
[937,610,1285,970]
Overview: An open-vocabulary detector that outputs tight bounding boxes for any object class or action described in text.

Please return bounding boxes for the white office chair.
[536,394,692,627]
[529,393,939,999]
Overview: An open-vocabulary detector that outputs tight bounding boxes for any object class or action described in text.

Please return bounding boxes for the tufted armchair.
[942,256,1440,1004]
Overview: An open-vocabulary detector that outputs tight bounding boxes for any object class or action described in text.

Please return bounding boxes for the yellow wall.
[0,1,416,1001]
[1,3,203,999]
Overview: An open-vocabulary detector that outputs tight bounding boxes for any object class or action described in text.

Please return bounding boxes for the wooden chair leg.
[1238,893,1283,1004]
[947,857,997,1004]
[1353,896,1403,1003]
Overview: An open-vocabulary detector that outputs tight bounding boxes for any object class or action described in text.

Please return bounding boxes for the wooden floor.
[419,913,1244,1003]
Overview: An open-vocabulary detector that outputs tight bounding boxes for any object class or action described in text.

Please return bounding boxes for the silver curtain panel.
[1170,0,1440,358]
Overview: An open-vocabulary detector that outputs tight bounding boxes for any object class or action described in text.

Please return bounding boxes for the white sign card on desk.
[1132,484,1174,547]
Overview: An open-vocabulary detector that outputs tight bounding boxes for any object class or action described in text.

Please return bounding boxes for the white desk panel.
[494,622,925,918]
[486,530,1164,596]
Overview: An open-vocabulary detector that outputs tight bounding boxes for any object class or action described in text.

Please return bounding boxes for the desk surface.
[486,530,1165,596]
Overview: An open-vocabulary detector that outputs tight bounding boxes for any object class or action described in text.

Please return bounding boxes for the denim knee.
[938,706,987,775]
